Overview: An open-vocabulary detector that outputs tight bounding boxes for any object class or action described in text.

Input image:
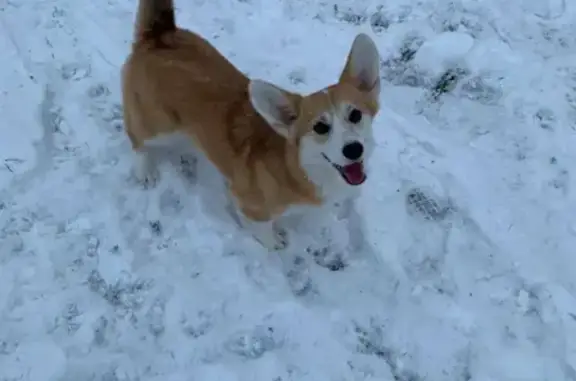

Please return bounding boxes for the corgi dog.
[121,0,381,251]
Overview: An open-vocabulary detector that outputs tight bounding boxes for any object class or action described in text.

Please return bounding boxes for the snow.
[1,0,576,379]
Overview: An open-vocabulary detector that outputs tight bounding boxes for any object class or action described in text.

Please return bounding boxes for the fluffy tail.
[134,0,176,45]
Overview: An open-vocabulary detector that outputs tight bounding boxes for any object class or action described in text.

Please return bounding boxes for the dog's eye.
[313,121,331,135]
[348,108,362,124]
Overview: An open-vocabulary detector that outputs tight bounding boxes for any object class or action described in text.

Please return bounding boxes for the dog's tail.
[134,0,176,46]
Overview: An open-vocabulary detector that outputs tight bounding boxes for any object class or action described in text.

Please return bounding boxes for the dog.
[121,0,381,251]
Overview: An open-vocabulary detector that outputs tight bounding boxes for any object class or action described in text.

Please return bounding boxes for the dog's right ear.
[339,33,381,104]
[249,79,301,139]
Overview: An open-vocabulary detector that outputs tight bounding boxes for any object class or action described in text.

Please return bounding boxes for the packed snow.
[1,0,576,379]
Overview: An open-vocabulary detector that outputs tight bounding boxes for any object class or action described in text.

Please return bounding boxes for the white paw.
[132,151,159,188]
[252,224,288,251]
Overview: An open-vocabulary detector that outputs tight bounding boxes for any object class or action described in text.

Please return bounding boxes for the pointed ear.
[339,33,381,102]
[248,79,301,139]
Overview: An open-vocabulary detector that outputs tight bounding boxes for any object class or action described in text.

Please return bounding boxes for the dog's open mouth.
[323,154,367,186]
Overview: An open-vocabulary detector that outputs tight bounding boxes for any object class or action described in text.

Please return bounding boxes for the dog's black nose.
[342,141,364,161]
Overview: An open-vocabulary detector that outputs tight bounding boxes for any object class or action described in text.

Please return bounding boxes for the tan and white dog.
[121,0,381,251]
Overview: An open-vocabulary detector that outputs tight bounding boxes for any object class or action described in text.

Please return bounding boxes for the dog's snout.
[342,141,364,161]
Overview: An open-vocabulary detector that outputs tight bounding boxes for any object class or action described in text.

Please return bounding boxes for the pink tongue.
[343,162,365,185]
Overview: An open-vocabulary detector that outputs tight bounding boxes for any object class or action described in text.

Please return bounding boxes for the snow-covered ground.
[1,0,576,379]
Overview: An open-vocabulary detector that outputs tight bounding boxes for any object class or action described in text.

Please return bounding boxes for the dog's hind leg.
[123,102,160,188]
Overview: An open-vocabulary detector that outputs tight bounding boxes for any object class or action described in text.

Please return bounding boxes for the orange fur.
[121,0,380,249]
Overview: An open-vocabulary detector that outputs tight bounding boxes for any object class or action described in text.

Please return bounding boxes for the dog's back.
[123,0,266,177]
[121,0,320,218]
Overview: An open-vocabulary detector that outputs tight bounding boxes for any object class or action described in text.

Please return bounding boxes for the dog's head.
[249,33,381,191]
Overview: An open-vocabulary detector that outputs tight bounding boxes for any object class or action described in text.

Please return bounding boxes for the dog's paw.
[179,154,197,183]
[253,226,288,251]
[133,165,160,189]
[274,228,288,250]
[132,152,159,188]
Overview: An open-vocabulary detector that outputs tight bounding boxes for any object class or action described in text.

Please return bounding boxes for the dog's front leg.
[338,197,367,252]
[226,186,288,251]
[234,203,288,251]
[303,208,348,271]
[132,149,160,187]
[244,218,288,251]
[252,220,288,251]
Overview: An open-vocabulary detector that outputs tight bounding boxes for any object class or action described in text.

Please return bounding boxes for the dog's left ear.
[249,79,301,139]
[339,33,381,103]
